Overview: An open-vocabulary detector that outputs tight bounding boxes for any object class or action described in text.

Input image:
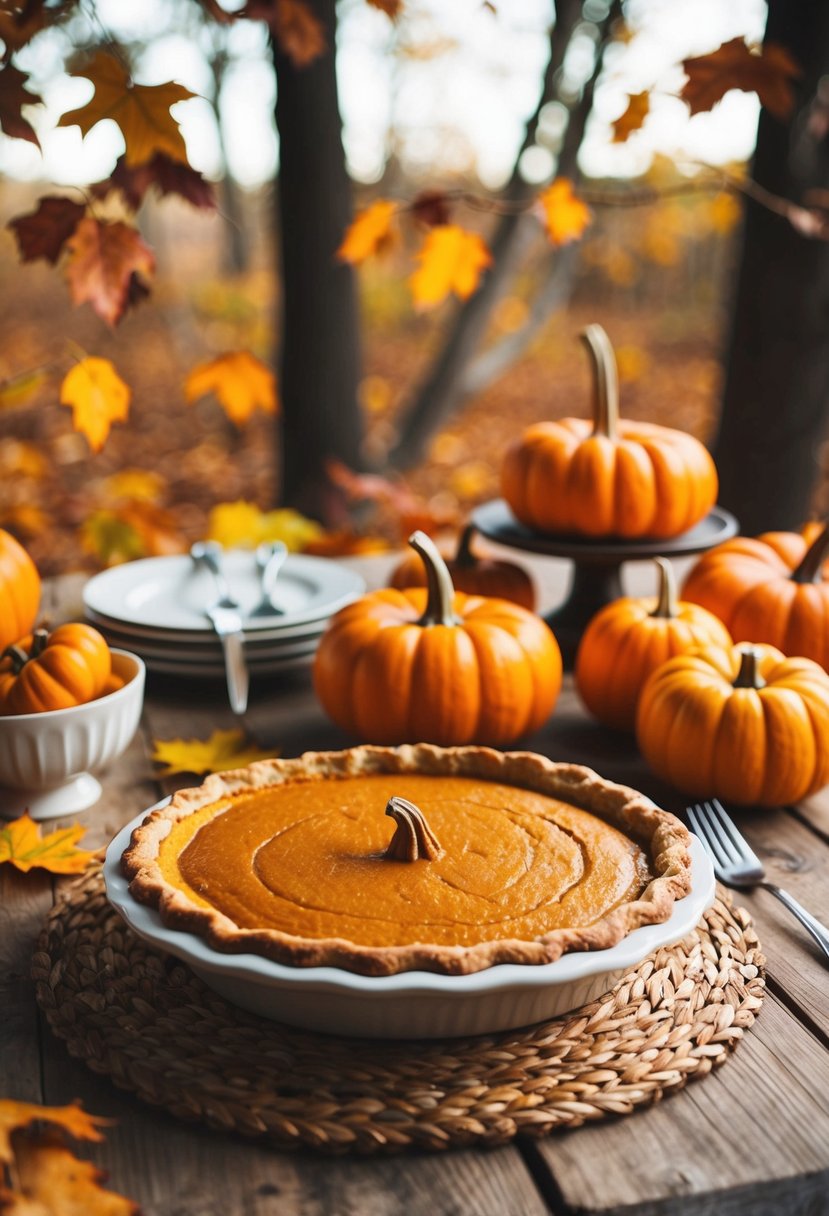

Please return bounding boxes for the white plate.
[140,650,317,678]
[85,624,325,663]
[83,552,365,634]
[105,807,715,1039]
[85,606,332,646]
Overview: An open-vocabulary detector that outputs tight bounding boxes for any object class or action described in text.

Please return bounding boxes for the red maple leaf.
[411,189,453,228]
[0,64,42,145]
[65,218,155,327]
[7,195,86,264]
[93,153,216,211]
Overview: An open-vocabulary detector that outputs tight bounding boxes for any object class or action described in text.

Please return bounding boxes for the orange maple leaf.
[409,224,492,309]
[337,199,398,264]
[242,0,326,67]
[152,728,279,776]
[185,350,278,425]
[612,91,650,143]
[7,196,86,265]
[537,178,591,246]
[60,357,130,452]
[65,217,155,327]
[366,0,403,17]
[0,64,42,145]
[0,815,95,876]
[10,1137,139,1215]
[58,50,195,166]
[680,38,801,120]
[0,1100,108,1165]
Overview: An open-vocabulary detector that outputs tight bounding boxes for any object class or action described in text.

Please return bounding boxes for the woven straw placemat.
[33,863,764,1155]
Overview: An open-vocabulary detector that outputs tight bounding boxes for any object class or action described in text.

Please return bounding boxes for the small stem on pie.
[384,796,444,861]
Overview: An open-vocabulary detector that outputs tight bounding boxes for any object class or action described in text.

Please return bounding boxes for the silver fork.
[687,798,829,965]
[248,541,288,619]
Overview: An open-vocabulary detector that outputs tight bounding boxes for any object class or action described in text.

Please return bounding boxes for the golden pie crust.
[122,744,692,977]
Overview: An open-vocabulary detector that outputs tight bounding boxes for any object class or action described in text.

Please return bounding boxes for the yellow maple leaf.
[185,350,278,426]
[151,728,280,777]
[337,200,398,265]
[612,91,650,143]
[60,358,130,453]
[101,468,166,503]
[0,815,95,876]
[58,51,195,167]
[409,224,492,310]
[206,500,325,551]
[0,1100,109,1166]
[537,178,591,246]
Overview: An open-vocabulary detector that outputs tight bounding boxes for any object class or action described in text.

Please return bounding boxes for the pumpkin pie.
[122,744,692,977]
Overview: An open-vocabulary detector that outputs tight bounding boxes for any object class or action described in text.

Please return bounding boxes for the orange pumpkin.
[681,521,829,669]
[390,524,535,610]
[0,623,111,715]
[636,642,829,806]
[314,531,562,746]
[501,325,718,539]
[574,558,732,732]
[0,528,40,652]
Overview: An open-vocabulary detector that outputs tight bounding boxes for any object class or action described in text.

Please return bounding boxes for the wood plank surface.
[5,558,829,1215]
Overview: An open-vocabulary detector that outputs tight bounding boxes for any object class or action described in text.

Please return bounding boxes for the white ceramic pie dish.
[105,803,715,1039]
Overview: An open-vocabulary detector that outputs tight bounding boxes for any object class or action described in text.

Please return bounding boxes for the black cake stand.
[471,499,739,667]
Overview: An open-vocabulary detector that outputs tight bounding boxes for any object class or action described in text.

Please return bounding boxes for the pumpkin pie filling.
[123,746,691,975]
[157,775,652,949]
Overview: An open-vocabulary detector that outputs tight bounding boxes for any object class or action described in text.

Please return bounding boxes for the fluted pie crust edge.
[121,744,693,977]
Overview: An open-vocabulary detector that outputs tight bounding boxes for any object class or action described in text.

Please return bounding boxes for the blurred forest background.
[2,0,824,577]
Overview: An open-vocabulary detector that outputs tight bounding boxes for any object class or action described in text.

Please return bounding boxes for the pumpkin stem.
[29,628,49,658]
[454,524,478,570]
[790,521,829,585]
[733,647,766,690]
[650,558,678,619]
[384,796,444,862]
[581,324,619,442]
[409,530,459,626]
[0,642,31,674]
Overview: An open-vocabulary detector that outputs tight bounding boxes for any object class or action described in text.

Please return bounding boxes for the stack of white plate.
[82,550,366,679]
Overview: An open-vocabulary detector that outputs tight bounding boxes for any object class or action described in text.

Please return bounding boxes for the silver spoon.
[248,540,288,619]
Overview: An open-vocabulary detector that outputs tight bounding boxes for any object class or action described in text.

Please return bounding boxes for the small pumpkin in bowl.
[389,524,535,610]
[635,642,829,806]
[575,557,732,732]
[314,531,561,746]
[681,521,829,669]
[0,623,112,715]
[501,324,718,539]
[0,528,40,653]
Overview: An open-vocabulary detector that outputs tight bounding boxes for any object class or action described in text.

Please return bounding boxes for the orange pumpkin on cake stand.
[469,324,737,664]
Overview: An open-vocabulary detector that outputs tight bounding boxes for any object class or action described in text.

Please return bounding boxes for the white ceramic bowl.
[0,650,145,820]
[105,807,715,1039]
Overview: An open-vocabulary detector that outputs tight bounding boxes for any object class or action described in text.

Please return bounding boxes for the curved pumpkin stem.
[409,531,458,627]
[384,796,444,861]
[650,558,678,619]
[453,524,478,570]
[580,324,619,442]
[0,643,30,674]
[791,520,829,585]
[732,647,766,690]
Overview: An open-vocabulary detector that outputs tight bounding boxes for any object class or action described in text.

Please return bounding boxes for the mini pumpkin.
[575,558,732,732]
[0,623,112,715]
[635,642,829,806]
[501,325,718,539]
[681,521,829,669]
[0,528,40,653]
[390,524,535,610]
[314,531,561,746]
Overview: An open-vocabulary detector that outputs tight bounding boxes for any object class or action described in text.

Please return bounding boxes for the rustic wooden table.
[3,553,829,1216]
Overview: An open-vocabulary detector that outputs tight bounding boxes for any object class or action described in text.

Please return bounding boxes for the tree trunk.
[272,0,363,521]
[713,0,829,533]
[386,0,583,471]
